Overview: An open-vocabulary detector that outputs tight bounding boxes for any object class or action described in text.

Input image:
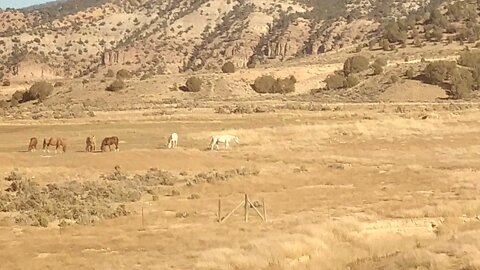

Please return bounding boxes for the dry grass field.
[0,103,480,269]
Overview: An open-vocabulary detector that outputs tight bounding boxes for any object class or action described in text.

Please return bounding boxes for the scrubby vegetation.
[0,166,259,227]
[18,81,53,103]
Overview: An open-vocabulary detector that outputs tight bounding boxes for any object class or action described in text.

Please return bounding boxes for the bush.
[424,61,457,85]
[140,73,153,81]
[372,63,384,75]
[221,62,235,73]
[252,75,275,93]
[374,58,388,67]
[343,55,369,75]
[344,74,359,88]
[11,90,24,102]
[450,68,473,99]
[183,77,203,92]
[116,69,132,80]
[390,75,400,84]
[457,51,480,68]
[325,73,346,90]
[54,81,64,87]
[406,67,415,79]
[106,80,125,92]
[105,69,115,77]
[274,75,296,93]
[23,82,53,102]
[2,79,10,86]
[252,75,296,94]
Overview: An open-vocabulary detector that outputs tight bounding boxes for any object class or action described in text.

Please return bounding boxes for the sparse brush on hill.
[2,79,10,86]
[105,69,115,78]
[106,80,125,92]
[221,62,235,74]
[252,75,296,94]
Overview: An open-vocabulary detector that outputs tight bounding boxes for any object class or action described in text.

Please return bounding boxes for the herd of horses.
[26,132,240,153]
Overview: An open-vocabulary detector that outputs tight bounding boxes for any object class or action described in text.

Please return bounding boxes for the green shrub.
[343,55,369,75]
[105,69,115,77]
[390,75,400,84]
[54,81,64,87]
[23,82,53,102]
[372,63,384,75]
[2,79,10,86]
[11,90,24,102]
[106,80,125,92]
[374,58,388,67]
[116,69,132,80]
[184,77,203,92]
[221,62,235,73]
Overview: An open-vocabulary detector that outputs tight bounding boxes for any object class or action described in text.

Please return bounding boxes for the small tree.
[343,55,369,75]
[106,80,125,92]
[221,62,235,73]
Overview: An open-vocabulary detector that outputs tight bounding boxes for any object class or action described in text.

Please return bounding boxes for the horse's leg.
[225,141,229,150]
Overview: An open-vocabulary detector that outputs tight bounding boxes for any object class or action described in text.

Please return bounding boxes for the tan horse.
[85,136,96,152]
[101,136,119,152]
[43,137,67,153]
[28,137,38,152]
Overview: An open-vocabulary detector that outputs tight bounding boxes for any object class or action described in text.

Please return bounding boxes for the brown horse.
[101,136,119,152]
[85,136,96,152]
[43,137,67,153]
[28,137,38,152]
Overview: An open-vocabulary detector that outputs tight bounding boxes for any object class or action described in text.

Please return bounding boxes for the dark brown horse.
[43,137,67,153]
[28,137,38,152]
[85,136,96,152]
[101,136,119,152]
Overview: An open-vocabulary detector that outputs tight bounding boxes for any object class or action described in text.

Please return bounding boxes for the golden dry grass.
[0,104,479,269]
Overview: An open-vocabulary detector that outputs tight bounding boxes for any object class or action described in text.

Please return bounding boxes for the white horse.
[210,135,239,150]
[167,133,178,149]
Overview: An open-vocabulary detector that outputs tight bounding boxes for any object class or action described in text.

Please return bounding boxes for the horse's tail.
[42,138,47,149]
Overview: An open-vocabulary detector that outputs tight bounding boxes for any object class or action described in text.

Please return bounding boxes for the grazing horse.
[167,133,178,149]
[85,136,96,152]
[43,137,67,153]
[101,136,119,152]
[210,135,239,150]
[28,137,38,152]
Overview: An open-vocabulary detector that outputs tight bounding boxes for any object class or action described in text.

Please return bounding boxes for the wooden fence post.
[244,194,249,222]
[218,199,222,223]
[263,198,267,222]
[141,204,145,230]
